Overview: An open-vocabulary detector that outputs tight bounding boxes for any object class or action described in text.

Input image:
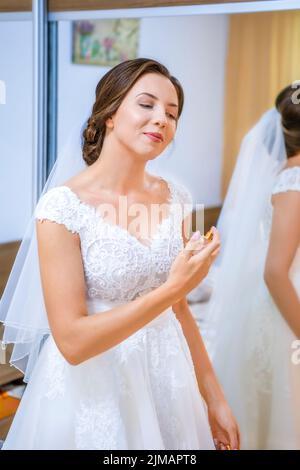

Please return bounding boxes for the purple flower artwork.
[72,18,140,66]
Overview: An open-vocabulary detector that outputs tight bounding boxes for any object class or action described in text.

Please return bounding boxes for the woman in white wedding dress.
[206,84,300,450]
[0,59,239,450]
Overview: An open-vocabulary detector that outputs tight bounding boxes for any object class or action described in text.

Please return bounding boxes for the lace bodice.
[272,166,300,285]
[34,176,193,305]
[263,166,300,235]
[263,166,300,273]
[271,166,300,196]
[4,176,216,450]
[247,166,300,398]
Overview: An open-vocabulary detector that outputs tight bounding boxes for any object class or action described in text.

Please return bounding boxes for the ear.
[105,117,114,129]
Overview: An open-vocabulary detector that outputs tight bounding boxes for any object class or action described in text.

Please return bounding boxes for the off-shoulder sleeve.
[272,167,300,195]
[34,186,81,234]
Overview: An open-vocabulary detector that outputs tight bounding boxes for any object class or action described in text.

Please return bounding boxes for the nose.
[153,107,168,127]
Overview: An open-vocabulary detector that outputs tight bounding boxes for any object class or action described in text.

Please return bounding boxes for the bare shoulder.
[61,171,108,207]
[62,170,170,207]
[61,171,90,197]
[271,189,300,230]
[270,192,300,249]
[146,173,172,205]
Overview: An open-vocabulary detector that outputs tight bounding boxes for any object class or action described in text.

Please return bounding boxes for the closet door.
[48,0,253,10]
[0,0,33,384]
[0,3,33,243]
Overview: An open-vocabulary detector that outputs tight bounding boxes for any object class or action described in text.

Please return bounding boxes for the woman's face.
[107,72,179,159]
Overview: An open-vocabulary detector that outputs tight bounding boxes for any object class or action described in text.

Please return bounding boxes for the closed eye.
[139,104,177,120]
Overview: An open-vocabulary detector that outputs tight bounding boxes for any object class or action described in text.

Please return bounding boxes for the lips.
[144,133,163,142]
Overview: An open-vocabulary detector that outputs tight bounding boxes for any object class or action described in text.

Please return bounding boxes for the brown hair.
[82,58,184,166]
[275,83,300,158]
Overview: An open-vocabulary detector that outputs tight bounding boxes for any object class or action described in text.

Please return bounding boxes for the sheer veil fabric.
[206,108,287,351]
[0,116,89,382]
[204,108,296,448]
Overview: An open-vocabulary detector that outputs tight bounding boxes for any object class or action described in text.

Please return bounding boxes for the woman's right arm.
[36,220,219,365]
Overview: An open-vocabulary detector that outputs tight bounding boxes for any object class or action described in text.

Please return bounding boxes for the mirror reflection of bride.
[207,84,300,450]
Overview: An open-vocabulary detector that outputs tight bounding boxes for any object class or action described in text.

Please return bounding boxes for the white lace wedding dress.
[2,176,215,450]
[211,166,300,450]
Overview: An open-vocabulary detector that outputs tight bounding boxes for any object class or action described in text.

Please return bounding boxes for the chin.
[143,151,162,162]
[132,146,159,161]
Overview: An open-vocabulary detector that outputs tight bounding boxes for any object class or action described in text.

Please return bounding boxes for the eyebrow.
[136,92,178,108]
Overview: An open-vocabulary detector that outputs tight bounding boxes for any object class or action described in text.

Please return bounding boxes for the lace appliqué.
[34,186,81,234]
[36,179,188,303]
[245,297,275,395]
[34,177,192,304]
[272,166,300,195]
[147,322,190,451]
[75,396,125,450]
[43,336,67,400]
[262,166,300,239]
[103,312,197,450]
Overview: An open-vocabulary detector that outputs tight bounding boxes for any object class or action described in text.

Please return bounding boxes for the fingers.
[228,426,240,450]
[186,227,219,251]
[229,420,241,450]
[215,441,235,451]
[214,427,240,451]
[210,246,220,260]
[184,227,221,270]
[184,231,205,257]
[230,432,239,450]
[213,438,221,450]
[214,439,229,451]
[200,227,220,255]
[191,232,221,264]
[236,425,241,450]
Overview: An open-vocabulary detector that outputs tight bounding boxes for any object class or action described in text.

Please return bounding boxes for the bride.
[0,58,239,450]
[206,84,300,450]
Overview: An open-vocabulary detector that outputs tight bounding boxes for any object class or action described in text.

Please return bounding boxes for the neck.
[84,134,152,194]
[285,153,300,168]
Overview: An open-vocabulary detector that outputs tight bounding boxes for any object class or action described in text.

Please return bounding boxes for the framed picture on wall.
[72,18,140,66]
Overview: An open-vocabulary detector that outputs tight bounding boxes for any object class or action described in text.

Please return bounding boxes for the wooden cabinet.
[0,241,24,386]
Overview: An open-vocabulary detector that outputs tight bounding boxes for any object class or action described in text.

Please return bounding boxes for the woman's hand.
[207,399,241,450]
[167,227,220,297]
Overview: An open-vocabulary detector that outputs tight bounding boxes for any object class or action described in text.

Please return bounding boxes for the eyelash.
[139,104,177,121]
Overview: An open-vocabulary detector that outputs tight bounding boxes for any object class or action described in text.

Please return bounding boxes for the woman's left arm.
[264,190,300,338]
[171,219,240,450]
[172,297,240,450]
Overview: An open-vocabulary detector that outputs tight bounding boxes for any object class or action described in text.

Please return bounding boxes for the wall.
[0,20,33,243]
[58,14,229,209]
[0,14,228,242]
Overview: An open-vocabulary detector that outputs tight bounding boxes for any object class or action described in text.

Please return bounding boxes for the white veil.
[206,108,287,353]
[0,115,89,383]
[203,108,287,441]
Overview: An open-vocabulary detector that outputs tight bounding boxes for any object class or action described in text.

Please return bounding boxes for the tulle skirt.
[2,304,215,450]
[210,289,300,450]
